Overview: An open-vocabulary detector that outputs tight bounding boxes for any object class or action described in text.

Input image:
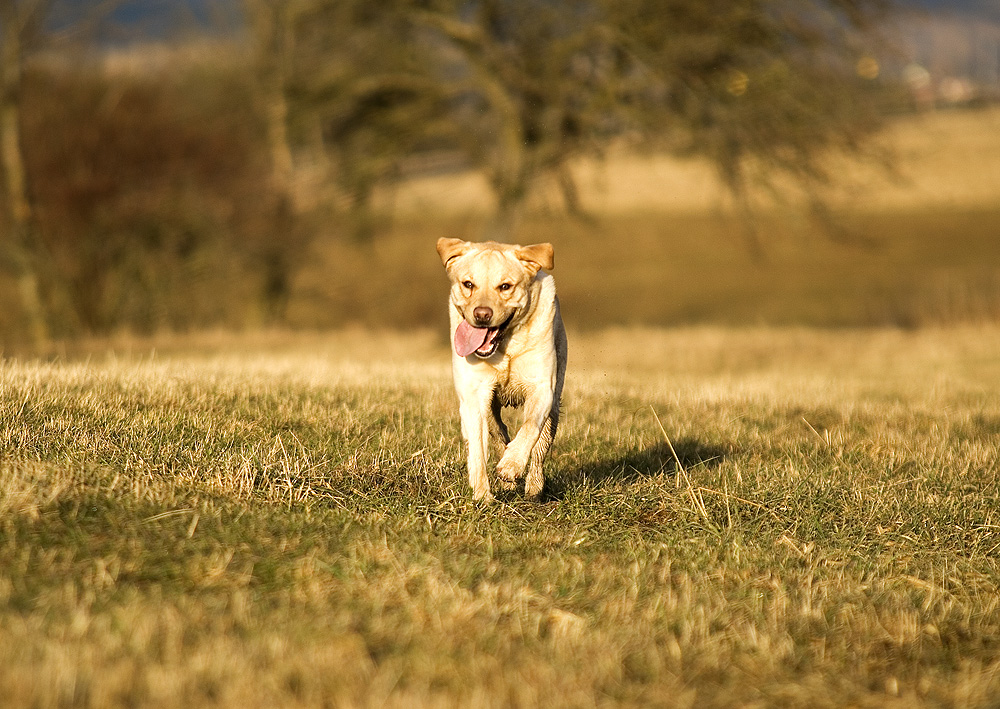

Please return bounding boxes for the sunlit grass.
[2,328,999,706]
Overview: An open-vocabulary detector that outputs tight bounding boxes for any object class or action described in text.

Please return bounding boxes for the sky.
[916,0,1000,18]
[45,0,999,48]
[81,0,1000,34]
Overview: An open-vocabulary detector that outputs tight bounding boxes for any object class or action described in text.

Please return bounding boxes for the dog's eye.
[497,283,512,292]
[461,280,475,290]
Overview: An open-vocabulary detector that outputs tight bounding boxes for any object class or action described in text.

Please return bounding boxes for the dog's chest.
[491,356,532,408]
[495,379,528,408]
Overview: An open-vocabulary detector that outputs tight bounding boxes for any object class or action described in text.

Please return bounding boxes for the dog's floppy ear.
[436,237,470,269]
[515,243,554,276]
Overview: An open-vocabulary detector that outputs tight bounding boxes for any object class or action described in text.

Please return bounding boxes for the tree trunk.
[1,4,49,347]
[246,0,295,198]
[487,188,523,241]
[245,0,300,324]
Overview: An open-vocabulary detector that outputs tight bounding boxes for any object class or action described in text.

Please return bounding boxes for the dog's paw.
[496,452,526,486]
[472,487,495,503]
[524,478,544,502]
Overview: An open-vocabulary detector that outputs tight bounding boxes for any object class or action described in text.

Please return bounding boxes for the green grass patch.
[2,328,1000,706]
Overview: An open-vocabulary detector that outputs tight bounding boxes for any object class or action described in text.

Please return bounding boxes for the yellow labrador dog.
[436,238,567,501]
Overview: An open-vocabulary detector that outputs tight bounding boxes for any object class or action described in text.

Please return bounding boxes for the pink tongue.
[454,319,490,357]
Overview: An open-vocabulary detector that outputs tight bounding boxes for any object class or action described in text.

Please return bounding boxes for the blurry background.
[1,0,999,349]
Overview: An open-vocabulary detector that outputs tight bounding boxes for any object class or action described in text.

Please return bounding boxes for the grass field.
[3,327,1000,707]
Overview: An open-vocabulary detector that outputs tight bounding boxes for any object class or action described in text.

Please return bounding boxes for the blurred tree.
[416,0,615,237]
[242,0,447,325]
[289,0,448,239]
[243,0,296,197]
[244,0,448,229]
[1,0,122,343]
[247,0,895,246]
[415,0,892,243]
[242,0,302,322]
[0,0,51,346]
[24,63,270,334]
[601,0,894,254]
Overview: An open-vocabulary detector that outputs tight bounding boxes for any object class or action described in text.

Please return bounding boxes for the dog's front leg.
[459,387,494,502]
[496,386,553,493]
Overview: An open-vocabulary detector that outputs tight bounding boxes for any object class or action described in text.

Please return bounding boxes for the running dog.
[436,238,567,501]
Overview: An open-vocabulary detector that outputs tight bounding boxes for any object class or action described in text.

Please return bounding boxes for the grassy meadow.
[3,107,1000,707]
[3,327,1000,707]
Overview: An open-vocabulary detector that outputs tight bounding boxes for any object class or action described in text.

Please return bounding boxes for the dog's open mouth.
[454,316,512,358]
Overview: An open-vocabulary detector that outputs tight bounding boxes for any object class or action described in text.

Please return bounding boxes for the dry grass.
[2,327,1000,707]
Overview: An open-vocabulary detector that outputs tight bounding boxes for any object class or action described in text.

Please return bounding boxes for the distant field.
[2,328,1000,707]
[290,205,1000,330]
[392,106,1000,215]
[287,107,1000,331]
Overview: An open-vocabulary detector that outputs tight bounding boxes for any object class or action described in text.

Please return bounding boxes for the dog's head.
[436,238,554,358]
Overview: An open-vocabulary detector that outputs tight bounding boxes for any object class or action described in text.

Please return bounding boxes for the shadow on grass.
[542,438,729,502]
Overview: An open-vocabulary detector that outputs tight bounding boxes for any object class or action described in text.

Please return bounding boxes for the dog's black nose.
[473,307,493,324]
